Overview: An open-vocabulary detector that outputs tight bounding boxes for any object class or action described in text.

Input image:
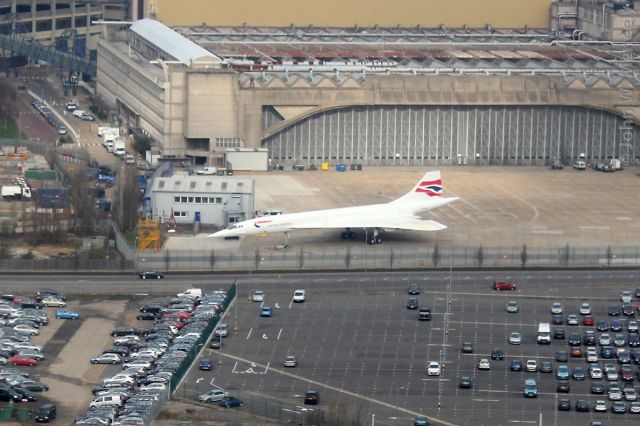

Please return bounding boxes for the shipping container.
[35,188,69,208]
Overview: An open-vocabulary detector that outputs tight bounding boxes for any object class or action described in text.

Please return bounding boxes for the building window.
[215,197,222,203]
[188,197,194,203]
[36,20,52,32]
[158,180,165,188]
[221,182,227,190]
[215,137,241,148]
[56,18,71,29]
[181,196,187,203]
[174,196,180,203]
[75,16,87,27]
[195,197,201,203]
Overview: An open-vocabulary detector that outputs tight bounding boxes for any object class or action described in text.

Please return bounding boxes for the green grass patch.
[0,114,24,139]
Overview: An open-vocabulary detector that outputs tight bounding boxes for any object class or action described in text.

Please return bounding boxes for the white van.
[90,394,123,408]
[72,109,86,118]
[537,323,551,344]
[293,289,306,303]
[177,288,202,299]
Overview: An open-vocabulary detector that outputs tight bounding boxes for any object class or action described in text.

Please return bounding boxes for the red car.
[10,355,38,366]
[570,348,583,357]
[162,311,193,320]
[583,316,594,326]
[493,281,517,291]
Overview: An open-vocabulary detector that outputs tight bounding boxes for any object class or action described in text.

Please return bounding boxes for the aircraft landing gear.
[366,228,383,245]
[340,228,355,240]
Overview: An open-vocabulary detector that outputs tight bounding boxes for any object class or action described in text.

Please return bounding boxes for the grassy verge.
[0,113,23,138]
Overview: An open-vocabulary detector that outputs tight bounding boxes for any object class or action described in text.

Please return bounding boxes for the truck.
[1,185,32,201]
[609,158,622,170]
[114,140,126,157]
[537,322,551,344]
[103,131,117,151]
[418,308,432,321]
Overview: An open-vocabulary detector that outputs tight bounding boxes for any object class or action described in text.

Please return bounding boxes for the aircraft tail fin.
[391,171,443,204]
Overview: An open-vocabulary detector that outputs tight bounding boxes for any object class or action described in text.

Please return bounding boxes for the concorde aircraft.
[208,171,458,246]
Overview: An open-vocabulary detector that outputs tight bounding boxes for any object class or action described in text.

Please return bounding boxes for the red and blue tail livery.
[416,180,443,197]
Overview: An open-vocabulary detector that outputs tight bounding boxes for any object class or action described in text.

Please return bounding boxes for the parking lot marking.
[472,399,499,402]
[277,328,282,340]
[217,351,459,426]
[246,328,252,339]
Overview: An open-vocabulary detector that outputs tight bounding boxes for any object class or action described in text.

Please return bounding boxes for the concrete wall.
[151,0,551,28]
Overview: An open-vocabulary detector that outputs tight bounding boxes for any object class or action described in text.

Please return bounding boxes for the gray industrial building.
[149,174,254,227]
[95,6,640,169]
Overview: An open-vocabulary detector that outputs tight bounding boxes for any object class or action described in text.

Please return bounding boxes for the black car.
[458,376,472,389]
[591,382,604,394]
[540,361,553,373]
[406,298,419,310]
[139,303,164,314]
[490,348,504,360]
[553,328,565,339]
[600,346,615,359]
[13,387,37,402]
[636,288,640,298]
[407,284,420,295]
[18,298,43,310]
[583,331,596,346]
[136,312,160,321]
[557,381,570,393]
[462,342,473,353]
[304,390,320,405]
[18,381,49,392]
[110,327,141,337]
[597,320,609,331]
[622,304,635,316]
[610,320,623,332]
[139,271,164,279]
[555,351,569,362]
[572,366,586,380]
[608,305,621,316]
[568,333,581,346]
[0,385,23,402]
[552,314,564,325]
[103,347,130,357]
[558,398,571,411]
[34,403,56,423]
[617,351,631,364]
[576,400,590,412]
[629,333,640,347]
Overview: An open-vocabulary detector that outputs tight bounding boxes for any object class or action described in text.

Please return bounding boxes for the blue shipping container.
[36,188,69,208]
[336,163,346,172]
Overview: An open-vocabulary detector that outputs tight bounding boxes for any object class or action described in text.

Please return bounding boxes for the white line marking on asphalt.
[428,344,452,347]
[232,361,238,373]
[421,378,450,381]
[288,298,293,309]
[508,421,536,424]
[473,399,499,402]
[246,328,252,339]
[277,328,282,340]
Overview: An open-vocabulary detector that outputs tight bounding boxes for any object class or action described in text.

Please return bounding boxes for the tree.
[112,164,142,233]
[432,244,441,268]
[132,134,151,155]
[520,244,528,269]
[476,245,485,267]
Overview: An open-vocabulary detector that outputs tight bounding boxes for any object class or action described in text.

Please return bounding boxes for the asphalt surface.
[130,269,640,426]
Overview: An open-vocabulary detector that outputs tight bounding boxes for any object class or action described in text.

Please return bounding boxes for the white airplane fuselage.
[211,196,455,238]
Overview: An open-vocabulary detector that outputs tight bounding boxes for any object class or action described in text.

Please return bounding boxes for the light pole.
[234,280,239,334]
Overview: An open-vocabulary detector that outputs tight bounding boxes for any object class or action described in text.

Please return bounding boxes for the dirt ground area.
[165,165,640,251]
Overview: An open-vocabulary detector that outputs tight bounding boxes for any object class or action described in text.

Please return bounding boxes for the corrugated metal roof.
[130,19,221,63]
[151,175,254,194]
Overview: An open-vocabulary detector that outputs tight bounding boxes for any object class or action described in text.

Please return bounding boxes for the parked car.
[510,360,523,371]
[509,332,521,345]
[90,354,122,365]
[260,307,273,317]
[251,291,265,302]
[55,310,79,319]
[199,358,212,371]
[10,355,38,366]
[493,281,517,291]
[198,389,227,403]
[284,355,298,368]
[506,301,519,313]
[426,361,440,376]
[406,298,419,310]
[41,297,65,308]
[458,376,473,389]
[139,271,163,279]
[478,359,491,370]
[408,284,420,295]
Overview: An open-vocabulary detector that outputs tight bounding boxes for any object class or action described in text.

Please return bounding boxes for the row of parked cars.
[75,287,231,425]
[0,288,67,422]
[31,99,66,136]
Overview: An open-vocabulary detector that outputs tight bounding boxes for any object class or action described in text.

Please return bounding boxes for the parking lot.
[180,274,640,425]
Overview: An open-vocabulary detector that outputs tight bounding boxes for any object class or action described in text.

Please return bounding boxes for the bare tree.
[432,244,441,268]
[113,164,141,233]
[476,245,485,267]
[520,244,528,269]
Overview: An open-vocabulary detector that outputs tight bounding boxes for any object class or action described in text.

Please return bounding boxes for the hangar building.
[149,174,254,227]
[96,15,640,168]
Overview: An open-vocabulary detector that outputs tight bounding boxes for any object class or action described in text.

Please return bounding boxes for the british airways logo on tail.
[415,179,443,197]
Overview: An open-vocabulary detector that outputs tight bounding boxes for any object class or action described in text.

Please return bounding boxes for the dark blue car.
[199,358,212,371]
[219,396,243,408]
[510,360,523,371]
[261,307,273,317]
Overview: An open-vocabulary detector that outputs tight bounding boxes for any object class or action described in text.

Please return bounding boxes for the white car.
[508,332,521,345]
[625,388,638,402]
[91,353,122,365]
[293,289,306,303]
[252,291,265,302]
[630,401,640,413]
[41,296,66,308]
[605,365,618,381]
[594,400,607,412]
[198,389,227,403]
[122,360,152,370]
[525,359,537,372]
[478,359,491,370]
[195,167,217,175]
[114,335,140,345]
[579,302,591,315]
[140,383,166,392]
[427,361,441,376]
[599,333,612,346]
[621,291,633,304]
[12,343,41,352]
[567,314,579,325]
[589,366,603,379]
[586,348,598,363]
[551,302,563,314]
[13,324,39,336]
[215,323,228,337]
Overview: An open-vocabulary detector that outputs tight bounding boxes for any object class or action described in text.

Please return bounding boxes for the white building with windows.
[149,174,254,227]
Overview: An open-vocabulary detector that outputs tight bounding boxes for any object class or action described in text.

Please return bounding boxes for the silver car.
[506,301,519,313]
[599,333,612,346]
[509,332,521,345]
[551,302,563,314]
[621,291,633,304]
[252,291,265,302]
[198,389,227,403]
